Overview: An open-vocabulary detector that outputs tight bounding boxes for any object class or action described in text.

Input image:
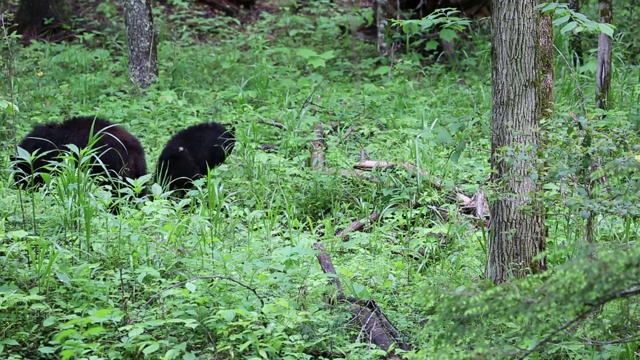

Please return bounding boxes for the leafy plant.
[391,8,472,52]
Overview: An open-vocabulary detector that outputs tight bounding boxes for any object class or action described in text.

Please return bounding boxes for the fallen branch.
[256,119,286,130]
[336,126,355,145]
[312,242,411,355]
[456,190,489,219]
[310,123,327,169]
[355,160,442,189]
[259,144,279,151]
[336,213,380,239]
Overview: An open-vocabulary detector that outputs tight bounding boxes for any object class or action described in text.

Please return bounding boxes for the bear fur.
[156,122,234,193]
[14,116,147,189]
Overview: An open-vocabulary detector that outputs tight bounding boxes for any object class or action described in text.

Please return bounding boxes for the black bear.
[14,116,147,191]
[156,122,235,193]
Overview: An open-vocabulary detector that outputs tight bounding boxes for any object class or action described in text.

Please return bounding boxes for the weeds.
[1,0,640,358]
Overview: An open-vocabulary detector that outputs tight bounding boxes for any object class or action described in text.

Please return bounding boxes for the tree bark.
[375,0,388,56]
[568,0,582,67]
[595,0,612,110]
[486,0,547,284]
[539,12,554,120]
[123,0,158,89]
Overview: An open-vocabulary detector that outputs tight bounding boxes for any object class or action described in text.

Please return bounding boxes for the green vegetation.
[1,1,640,359]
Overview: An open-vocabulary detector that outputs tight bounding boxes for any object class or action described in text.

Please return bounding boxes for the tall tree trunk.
[486,0,547,284]
[123,0,158,89]
[595,0,612,110]
[568,0,582,67]
[15,0,69,39]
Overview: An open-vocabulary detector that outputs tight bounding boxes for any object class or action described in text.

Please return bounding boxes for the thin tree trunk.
[486,0,547,284]
[539,12,554,119]
[595,0,612,110]
[123,0,158,89]
[568,0,582,67]
[376,0,388,56]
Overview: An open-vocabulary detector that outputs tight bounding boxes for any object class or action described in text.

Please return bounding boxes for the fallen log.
[312,242,411,355]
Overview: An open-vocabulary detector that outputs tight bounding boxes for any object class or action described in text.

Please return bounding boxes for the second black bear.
[14,116,147,190]
[156,122,235,193]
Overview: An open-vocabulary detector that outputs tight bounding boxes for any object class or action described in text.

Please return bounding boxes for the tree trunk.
[568,0,582,67]
[539,12,554,119]
[123,0,158,89]
[15,0,69,39]
[595,0,612,110]
[486,0,547,284]
[375,0,388,56]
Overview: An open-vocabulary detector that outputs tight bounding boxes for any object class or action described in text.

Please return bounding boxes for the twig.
[336,127,355,145]
[516,285,640,359]
[256,120,286,130]
[139,275,265,314]
[259,144,279,151]
[301,79,325,112]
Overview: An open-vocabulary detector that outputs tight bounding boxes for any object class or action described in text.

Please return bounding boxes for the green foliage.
[538,2,616,36]
[422,244,640,359]
[0,0,640,358]
[391,8,472,52]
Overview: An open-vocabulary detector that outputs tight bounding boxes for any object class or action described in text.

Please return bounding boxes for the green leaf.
[16,146,32,161]
[435,129,453,144]
[425,39,439,51]
[439,28,458,42]
[142,343,160,356]
[38,346,57,354]
[373,66,390,76]
[296,48,317,59]
[560,21,578,34]
[128,327,144,337]
[537,2,558,12]
[552,15,571,27]
[82,326,106,336]
[402,22,420,35]
[451,140,467,163]
[419,19,434,31]
[307,57,326,68]
[56,272,71,284]
[91,308,113,318]
[43,317,57,327]
[0,99,19,114]
[318,50,335,60]
[599,23,614,37]
[221,309,236,321]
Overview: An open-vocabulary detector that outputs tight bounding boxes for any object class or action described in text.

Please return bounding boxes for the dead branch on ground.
[456,190,489,219]
[256,119,286,130]
[310,123,327,169]
[312,243,411,355]
[336,213,381,239]
[355,160,442,189]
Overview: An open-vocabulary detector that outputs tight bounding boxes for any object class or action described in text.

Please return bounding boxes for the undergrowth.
[1,0,640,359]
